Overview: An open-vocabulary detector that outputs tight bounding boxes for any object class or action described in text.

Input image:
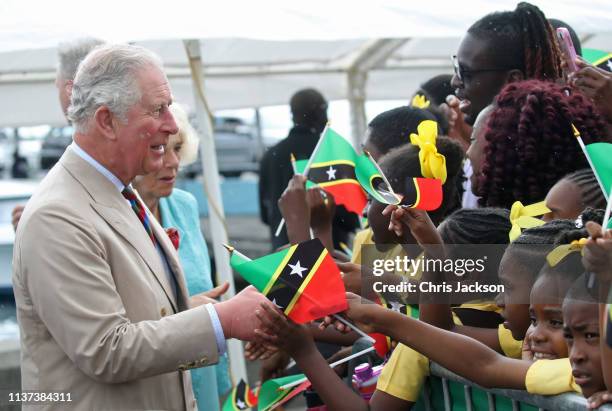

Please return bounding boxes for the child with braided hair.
[254,211,606,410]
[543,169,607,222]
[475,79,610,209]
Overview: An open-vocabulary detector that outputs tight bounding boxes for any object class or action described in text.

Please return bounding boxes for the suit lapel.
[148,214,191,312]
[60,149,179,312]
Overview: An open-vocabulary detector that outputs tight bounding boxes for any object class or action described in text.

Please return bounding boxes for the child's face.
[563,301,604,398]
[542,179,583,222]
[497,251,533,340]
[527,275,569,360]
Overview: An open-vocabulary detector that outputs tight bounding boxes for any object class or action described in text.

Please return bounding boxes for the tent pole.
[347,70,368,148]
[254,107,265,161]
[183,39,248,384]
[344,38,409,148]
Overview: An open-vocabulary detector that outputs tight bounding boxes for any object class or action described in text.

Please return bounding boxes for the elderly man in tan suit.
[12,44,272,410]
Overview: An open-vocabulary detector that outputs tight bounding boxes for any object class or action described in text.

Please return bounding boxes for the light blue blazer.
[159,188,232,410]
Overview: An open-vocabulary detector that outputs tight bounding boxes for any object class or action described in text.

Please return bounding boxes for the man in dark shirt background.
[258,88,359,250]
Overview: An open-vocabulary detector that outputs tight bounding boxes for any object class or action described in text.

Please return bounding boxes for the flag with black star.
[295,127,400,216]
[584,48,612,72]
[369,294,419,358]
[229,238,348,323]
[258,374,311,411]
[222,379,258,411]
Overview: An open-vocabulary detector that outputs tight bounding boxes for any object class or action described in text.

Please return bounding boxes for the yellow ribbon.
[546,238,588,267]
[508,200,551,242]
[410,120,447,184]
[411,94,431,109]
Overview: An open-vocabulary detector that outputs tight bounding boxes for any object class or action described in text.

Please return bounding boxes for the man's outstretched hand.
[214,286,276,342]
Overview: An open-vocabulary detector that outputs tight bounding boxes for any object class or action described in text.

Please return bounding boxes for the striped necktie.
[122,187,156,245]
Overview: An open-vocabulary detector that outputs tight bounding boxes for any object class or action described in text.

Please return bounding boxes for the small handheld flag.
[572,124,612,230]
[258,374,310,411]
[369,294,419,357]
[401,177,443,211]
[229,238,348,324]
[222,379,258,411]
[583,48,612,72]
[294,127,401,214]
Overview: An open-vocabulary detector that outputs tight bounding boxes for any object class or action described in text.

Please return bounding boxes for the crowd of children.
[244,2,612,410]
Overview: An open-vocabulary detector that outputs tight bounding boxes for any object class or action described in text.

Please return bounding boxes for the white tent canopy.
[1,33,612,130]
[1,0,612,130]
[1,0,612,49]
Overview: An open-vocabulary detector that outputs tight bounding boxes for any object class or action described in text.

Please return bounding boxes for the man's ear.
[93,106,117,141]
[507,69,525,83]
[64,80,73,98]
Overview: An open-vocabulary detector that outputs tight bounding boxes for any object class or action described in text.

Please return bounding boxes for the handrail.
[419,363,612,411]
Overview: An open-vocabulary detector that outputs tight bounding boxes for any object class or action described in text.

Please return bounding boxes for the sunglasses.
[451,55,516,82]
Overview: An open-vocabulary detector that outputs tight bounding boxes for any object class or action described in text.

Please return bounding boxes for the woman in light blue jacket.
[134,103,231,410]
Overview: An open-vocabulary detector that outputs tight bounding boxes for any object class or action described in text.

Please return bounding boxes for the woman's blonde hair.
[170,103,200,166]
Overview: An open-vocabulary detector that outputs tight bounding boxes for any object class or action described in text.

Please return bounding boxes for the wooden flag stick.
[331,314,375,343]
[223,243,252,262]
[275,124,329,237]
[573,124,607,198]
[573,124,610,235]
[290,152,298,174]
[602,190,612,235]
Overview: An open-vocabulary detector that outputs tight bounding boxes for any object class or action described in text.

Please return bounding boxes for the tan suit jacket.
[12,149,219,410]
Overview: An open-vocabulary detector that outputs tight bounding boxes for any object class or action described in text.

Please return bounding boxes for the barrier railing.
[412,363,612,411]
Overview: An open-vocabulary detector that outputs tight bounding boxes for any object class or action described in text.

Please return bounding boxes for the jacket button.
[199,356,208,366]
[178,364,187,372]
[160,307,167,317]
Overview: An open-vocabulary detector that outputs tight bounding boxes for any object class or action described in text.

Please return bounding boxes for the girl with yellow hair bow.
[410,120,447,184]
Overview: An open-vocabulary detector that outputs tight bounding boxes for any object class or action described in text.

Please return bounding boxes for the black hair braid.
[538,209,604,285]
[555,208,605,246]
[514,2,562,80]
[367,107,438,155]
[562,169,607,210]
[468,2,561,80]
[509,219,577,277]
[440,208,511,244]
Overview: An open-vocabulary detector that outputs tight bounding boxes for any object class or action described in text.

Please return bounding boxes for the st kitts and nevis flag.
[369,294,419,358]
[258,374,311,411]
[583,48,612,72]
[229,238,348,323]
[573,124,612,228]
[222,379,258,411]
[295,126,443,212]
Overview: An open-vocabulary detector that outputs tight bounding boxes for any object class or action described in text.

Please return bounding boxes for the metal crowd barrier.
[412,363,612,411]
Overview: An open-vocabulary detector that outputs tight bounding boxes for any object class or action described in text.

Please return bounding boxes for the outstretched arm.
[330,293,530,390]
[255,304,370,411]
[385,206,504,353]
[255,304,417,411]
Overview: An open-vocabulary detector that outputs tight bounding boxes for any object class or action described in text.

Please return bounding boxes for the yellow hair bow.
[411,94,431,109]
[546,238,588,267]
[508,200,551,242]
[410,120,447,184]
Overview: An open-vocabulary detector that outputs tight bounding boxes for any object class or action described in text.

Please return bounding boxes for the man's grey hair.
[57,38,106,81]
[67,44,164,132]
